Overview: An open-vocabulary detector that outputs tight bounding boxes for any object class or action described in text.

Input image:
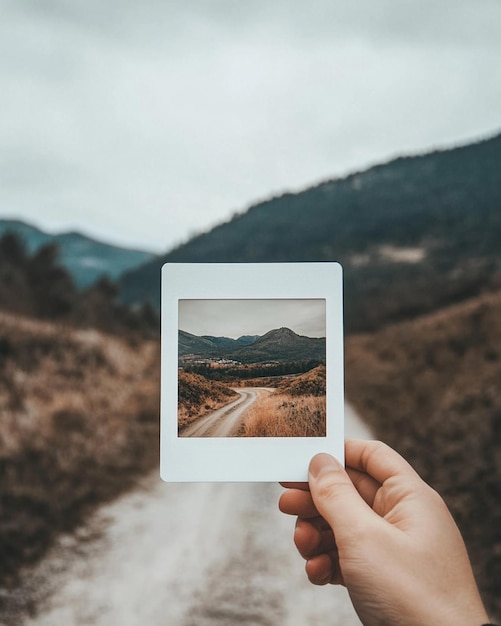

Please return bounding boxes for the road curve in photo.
[180,387,274,437]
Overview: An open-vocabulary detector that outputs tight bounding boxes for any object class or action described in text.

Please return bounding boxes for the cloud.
[1,0,500,251]
[179,299,326,338]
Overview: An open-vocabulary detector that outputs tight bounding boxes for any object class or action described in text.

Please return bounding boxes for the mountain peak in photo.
[257,327,302,341]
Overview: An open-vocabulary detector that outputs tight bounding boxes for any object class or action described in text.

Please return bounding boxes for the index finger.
[345,439,421,485]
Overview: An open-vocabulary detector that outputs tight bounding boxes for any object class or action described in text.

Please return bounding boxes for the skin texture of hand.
[279,440,490,626]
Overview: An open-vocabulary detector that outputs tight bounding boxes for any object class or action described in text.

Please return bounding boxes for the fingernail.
[309,453,343,479]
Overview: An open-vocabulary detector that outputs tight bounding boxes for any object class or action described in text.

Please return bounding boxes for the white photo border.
[160,262,344,482]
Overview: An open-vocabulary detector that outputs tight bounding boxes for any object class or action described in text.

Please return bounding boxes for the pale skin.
[279,440,490,626]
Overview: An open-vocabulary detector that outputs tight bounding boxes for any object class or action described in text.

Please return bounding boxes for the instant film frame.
[160,263,344,482]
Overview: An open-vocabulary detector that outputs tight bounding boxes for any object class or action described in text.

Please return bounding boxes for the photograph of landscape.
[178,298,326,437]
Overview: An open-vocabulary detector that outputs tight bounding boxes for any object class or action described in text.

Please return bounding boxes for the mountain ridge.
[179,326,325,363]
[0,219,155,288]
[120,131,501,333]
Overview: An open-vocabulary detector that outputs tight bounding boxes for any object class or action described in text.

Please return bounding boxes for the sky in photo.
[179,299,326,338]
[1,0,500,252]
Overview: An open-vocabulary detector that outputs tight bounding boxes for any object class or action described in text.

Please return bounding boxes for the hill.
[0,310,159,584]
[240,327,325,362]
[120,132,501,333]
[179,327,325,363]
[277,364,326,396]
[0,219,155,288]
[177,370,237,429]
[178,330,218,356]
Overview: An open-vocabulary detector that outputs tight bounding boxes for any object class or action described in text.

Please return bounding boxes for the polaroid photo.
[160,263,344,482]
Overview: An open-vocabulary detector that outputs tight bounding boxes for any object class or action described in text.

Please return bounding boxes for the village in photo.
[177,298,326,438]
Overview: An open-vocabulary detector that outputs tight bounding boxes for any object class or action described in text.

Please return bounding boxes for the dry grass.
[242,393,326,437]
[178,371,237,429]
[277,365,326,396]
[241,366,326,437]
[0,311,160,587]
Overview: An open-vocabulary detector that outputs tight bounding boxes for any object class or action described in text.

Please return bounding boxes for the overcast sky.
[1,0,500,253]
[179,299,326,338]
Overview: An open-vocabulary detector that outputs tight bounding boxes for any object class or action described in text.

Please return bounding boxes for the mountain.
[120,132,501,333]
[235,334,260,346]
[0,219,155,288]
[178,332,262,355]
[242,327,325,362]
[201,335,242,351]
[178,330,223,355]
[179,327,325,363]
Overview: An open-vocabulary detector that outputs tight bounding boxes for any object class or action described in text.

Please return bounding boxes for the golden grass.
[178,371,237,429]
[0,311,160,585]
[242,392,326,437]
[277,365,326,396]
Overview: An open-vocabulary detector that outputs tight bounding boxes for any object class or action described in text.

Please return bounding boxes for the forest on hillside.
[0,232,158,339]
[121,132,501,333]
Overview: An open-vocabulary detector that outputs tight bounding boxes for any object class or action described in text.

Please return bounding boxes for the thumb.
[308,453,378,541]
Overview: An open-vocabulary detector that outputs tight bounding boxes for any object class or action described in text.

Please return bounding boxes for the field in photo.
[177,358,326,438]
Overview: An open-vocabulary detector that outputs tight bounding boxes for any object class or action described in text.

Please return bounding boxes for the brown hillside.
[178,371,237,429]
[242,367,327,437]
[277,365,326,396]
[0,312,160,586]
[345,289,501,618]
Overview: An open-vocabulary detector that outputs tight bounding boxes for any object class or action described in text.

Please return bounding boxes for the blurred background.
[0,0,500,623]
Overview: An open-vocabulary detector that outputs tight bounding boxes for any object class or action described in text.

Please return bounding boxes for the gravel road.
[180,387,274,437]
[4,405,370,626]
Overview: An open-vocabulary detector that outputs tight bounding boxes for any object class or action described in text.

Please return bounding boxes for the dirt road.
[180,387,274,437]
[5,405,370,626]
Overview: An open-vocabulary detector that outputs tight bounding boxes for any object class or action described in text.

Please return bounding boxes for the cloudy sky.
[1,0,500,253]
[179,299,326,338]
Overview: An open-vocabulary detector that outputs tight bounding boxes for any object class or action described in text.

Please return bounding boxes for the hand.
[279,440,489,626]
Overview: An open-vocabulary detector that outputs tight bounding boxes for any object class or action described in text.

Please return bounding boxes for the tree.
[27,243,77,318]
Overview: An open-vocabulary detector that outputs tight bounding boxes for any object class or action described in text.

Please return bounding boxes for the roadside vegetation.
[242,394,325,437]
[178,370,237,430]
[0,311,159,587]
[242,366,326,437]
[276,364,326,396]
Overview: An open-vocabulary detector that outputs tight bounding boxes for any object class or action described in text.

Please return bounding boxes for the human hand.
[279,440,489,626]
